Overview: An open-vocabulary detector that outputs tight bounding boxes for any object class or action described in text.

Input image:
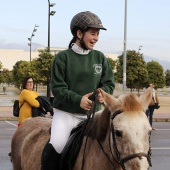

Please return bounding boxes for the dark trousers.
[146,106,155,126]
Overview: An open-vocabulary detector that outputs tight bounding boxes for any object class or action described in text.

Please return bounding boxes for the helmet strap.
[79,30,88,50]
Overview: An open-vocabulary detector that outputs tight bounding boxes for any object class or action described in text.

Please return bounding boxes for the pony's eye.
[115,130,122,137]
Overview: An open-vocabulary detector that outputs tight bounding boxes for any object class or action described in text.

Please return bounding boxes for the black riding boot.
[41,143,61,170]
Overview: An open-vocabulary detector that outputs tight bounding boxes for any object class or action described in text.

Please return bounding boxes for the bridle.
[97,109,152,170]
[82,92,152,170]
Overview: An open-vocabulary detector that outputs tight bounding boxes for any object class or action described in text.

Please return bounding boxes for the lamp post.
[137,45,142,95]
[123,0,127,92]
[138,45,143,53]
[28,24,39,62]
[47,0,56,98]
[48,0,56,52]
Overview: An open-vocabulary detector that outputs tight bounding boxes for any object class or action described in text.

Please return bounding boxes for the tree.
[0,65,13,85]
[116,50,148,93]
[12,61,32,88]
[165,69,170,87]
[11,49,55,94]
[30,59,46,91]
[1,69,12,85]
[0,61,2,69]
[107,57,117,71]
[0,71,5,84]
[146,61,165,88]
[35,48,55,97]
[0,62,3,83]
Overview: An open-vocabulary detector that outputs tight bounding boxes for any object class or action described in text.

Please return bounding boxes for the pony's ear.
[98,88,121,112]
[96,107,111,141]
[139,87,153,110]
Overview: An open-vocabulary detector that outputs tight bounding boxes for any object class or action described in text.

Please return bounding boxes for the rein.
[81,92,98,170]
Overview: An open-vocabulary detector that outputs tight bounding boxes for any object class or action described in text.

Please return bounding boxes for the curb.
[153,118,170,122]
[0,117,170,122]
[0,117,18,121]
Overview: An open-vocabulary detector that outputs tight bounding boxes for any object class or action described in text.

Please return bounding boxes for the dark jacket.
[32,96,54,117]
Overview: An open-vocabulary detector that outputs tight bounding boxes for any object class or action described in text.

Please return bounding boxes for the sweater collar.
[71,43,91,55]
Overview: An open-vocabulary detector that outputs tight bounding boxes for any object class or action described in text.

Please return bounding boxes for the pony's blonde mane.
[119,94,143,112]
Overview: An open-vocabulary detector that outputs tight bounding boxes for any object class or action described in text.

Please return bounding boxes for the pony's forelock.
[119,94,143,112]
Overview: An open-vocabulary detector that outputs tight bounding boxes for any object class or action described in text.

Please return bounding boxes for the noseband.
[98,109,152,170]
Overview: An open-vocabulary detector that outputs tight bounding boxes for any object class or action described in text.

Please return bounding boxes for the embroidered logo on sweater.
[93,64,102,74]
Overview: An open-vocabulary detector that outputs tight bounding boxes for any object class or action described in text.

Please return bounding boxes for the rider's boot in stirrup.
[41,143,61,170]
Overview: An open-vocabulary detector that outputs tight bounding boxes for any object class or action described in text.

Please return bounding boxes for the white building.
[0,48,118,70]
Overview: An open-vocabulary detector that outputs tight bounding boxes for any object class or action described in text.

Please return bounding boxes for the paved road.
[0,121,170,170]
[150,122,170,170]
[0,121,17,170]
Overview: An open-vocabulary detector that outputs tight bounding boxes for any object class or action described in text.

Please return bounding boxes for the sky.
[0,0,170,62]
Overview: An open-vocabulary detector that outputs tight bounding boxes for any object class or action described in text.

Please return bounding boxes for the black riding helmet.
[70,11,106,50]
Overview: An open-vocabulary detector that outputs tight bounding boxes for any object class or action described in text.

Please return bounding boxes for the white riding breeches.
[49,109,87,153]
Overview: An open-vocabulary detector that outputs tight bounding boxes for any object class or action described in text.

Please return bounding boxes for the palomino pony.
[11,87,152,170]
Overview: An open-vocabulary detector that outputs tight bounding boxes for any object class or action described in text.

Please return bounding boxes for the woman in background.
[146,83,159,130]
[18,76,40,127]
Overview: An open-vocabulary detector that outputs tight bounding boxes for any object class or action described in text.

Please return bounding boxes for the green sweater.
[51,49,115,114]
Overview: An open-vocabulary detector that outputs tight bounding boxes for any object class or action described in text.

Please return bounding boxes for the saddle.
[59,94,98,169]
[43,93,98,169]
[59,119,87,170]
[41,120,87,170]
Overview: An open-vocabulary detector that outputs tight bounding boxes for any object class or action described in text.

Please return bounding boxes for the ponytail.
[68,37,77,49]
